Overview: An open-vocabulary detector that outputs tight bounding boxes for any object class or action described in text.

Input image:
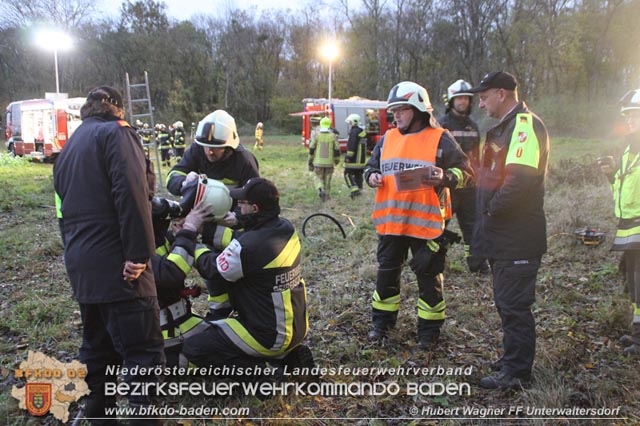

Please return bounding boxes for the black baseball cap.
[86,86,124,108]
[229,178,280,211]
[468,71,518,93]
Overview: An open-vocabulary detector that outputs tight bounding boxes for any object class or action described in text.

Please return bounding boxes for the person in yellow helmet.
[599,88,640,358]
[308,116,340,201]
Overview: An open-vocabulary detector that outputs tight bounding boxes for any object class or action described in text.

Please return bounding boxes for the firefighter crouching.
[599,88,640,357]
[344,113,368,199]
[364,81,473,350]
[173,178,314,380]
[151,179,231,367]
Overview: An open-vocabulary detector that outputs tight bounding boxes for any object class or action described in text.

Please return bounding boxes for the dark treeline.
[1,0,639,136]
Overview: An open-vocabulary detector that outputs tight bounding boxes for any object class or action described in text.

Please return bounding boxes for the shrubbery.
[0,152,32,167]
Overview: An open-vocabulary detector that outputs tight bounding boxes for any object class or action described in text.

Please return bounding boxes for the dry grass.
[0,137,639,425]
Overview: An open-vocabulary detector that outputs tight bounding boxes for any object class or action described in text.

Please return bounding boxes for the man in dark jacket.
[439,79,489,274]
[53,86,164,424]
[165,110,260,321]
[468,71,550,390]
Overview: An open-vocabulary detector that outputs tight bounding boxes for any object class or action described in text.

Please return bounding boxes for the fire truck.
[5,96,84,161]
[294,97,394,151]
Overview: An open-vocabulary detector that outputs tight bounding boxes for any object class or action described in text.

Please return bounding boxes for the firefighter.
[139,123,153,159]
[438,79,489,274]
[254,121,264,150]
[599,89,640,357]
[178,178,315,379]
[344,113,368,199]
[166,109,259,321]
[468,71,550,389]
[171,120,187,161]
[149,177,232,367]
[308,116,340,201]
[157,123,172,168]
[53,86,163,424]
[364,81,473,350]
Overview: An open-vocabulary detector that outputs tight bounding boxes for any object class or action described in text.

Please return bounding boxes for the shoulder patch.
[116,120,131,128]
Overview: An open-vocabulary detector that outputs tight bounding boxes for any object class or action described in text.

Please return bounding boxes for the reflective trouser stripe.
[417,298,446,320]
[613,225,640,246]
[372,290,400,312]
[464,244,470,258]
[162,315,209,347]
[216,318,290,357]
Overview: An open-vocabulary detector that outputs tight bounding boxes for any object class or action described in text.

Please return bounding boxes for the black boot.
[81,395,118,426]
[369,267,401,340]
[417,318,442,351]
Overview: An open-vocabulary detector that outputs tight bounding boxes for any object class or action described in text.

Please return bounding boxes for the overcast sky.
[98,0,308,21]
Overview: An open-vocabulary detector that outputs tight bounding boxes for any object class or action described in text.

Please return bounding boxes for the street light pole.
[35,29,72,96]
[320,41,339,107]
[53,46,60,94]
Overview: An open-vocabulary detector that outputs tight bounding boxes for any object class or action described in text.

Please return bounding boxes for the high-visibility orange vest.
[372,127,446,239]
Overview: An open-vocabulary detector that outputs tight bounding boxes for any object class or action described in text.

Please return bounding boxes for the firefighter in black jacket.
[171,120,187,161]
[179,178,314,375]
[157,123,172,168]
[344,113,368,198]
[468,71,549,390]
[53,86,164,424]
[165,110,260,322]
[438,79,489,274]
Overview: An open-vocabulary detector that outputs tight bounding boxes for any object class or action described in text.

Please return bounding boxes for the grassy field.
[0,134,638,425]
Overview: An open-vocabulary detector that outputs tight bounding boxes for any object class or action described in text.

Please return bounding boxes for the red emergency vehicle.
[5,97,84,161]
[293,97,393,151]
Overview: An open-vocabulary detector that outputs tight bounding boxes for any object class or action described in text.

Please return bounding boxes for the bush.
[0,152,32,167]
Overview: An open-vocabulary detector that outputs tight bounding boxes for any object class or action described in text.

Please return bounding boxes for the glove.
[179,178,199,216]
[421,166,444,187]
[182,203,216,232]
[217,211,238,228]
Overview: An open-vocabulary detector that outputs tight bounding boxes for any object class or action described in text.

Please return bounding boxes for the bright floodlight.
[320,42,339,62]
[35,29,73,94]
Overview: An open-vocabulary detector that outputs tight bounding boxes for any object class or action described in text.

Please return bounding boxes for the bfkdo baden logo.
[11,351,90,423]
[25,383,52,416]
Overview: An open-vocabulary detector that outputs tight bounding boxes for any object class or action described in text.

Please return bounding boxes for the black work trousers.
[490,258,540,379]
[79,297,165,404]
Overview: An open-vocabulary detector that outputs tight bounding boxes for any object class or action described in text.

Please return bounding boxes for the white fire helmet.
[620,89,640,113]
[447,79,473,102]
[195,110,239,149]
[387,81,432,112]
[345,113,361,126]
[174,121,184,129]
[194,175,232,220]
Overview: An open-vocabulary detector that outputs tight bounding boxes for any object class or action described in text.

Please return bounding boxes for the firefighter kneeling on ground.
[170,178,315,384]
[149,186,232,368]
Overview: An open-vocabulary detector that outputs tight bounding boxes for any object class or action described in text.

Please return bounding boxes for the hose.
[301,212,347,239]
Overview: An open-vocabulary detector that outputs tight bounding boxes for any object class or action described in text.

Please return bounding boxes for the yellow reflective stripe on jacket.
[166,169,187,186]
[264,232,301,269]
[372,290,400,312]
[207,293,230,310]
[448,167,465,189]
[55,192,63,219]
[505,113,540,169]
[166,246,194,275]
[195,244,211,263]
[156,239,171,256]
[417,298,446,320]
[633,303,640,324]
[213,226,234,250]
[613,224,640,247]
